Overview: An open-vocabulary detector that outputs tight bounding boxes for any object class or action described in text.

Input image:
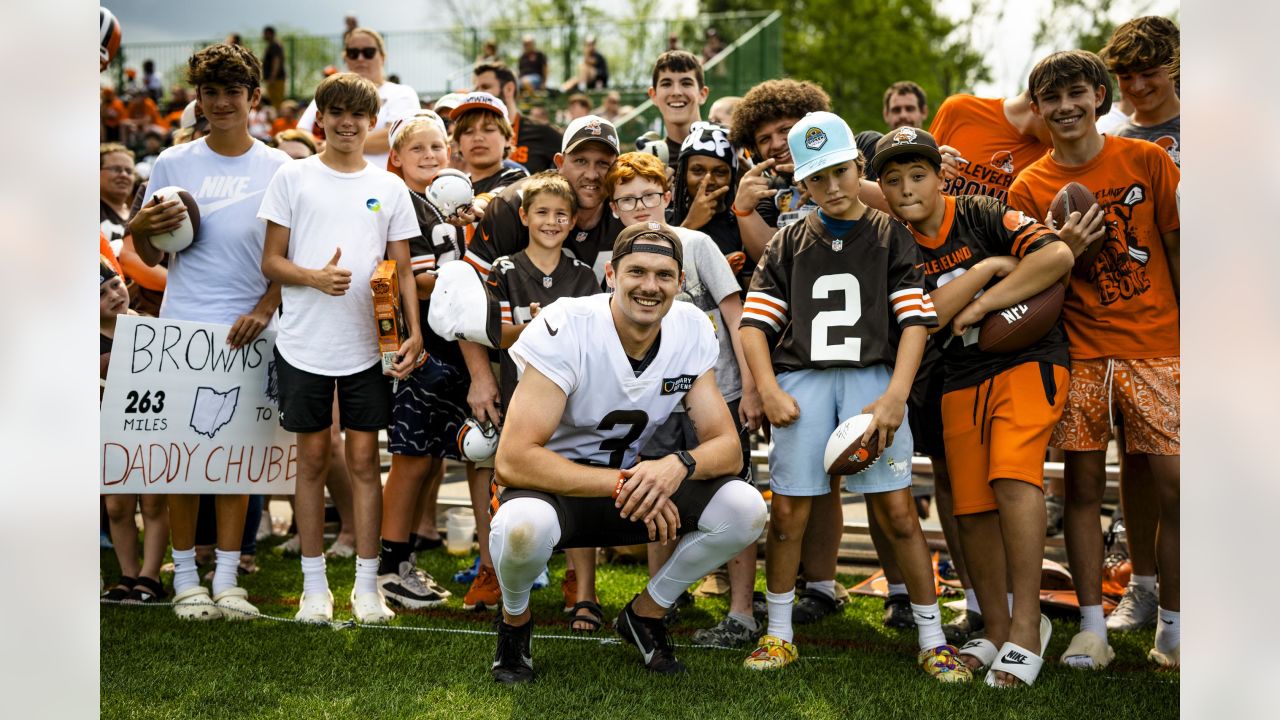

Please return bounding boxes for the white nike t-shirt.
[257,155,419,376]
[297,80,421,170]
[508,293,718,468]
[148,138,291,325]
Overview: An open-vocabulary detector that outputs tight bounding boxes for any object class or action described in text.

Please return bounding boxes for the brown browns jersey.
[510,115,561,174]
[472,165,529,197]
[408,191,468,365]
[468,175,622,284]
[741,209,937,373]
[486,250,600,409]
[910,195,1070,392]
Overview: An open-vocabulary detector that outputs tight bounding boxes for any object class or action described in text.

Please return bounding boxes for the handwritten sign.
[100,316,297,494]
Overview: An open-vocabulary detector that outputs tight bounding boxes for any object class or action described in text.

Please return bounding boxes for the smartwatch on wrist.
[674,450,696,481]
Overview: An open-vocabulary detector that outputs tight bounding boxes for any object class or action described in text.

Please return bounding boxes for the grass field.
[101,537,1178,720]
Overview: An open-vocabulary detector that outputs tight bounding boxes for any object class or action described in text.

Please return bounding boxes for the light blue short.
[768,366,914,496]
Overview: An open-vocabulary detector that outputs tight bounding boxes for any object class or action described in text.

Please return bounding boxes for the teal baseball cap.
[788,111,860,182]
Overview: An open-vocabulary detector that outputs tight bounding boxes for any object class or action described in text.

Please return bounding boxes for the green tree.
[701,0,989,132]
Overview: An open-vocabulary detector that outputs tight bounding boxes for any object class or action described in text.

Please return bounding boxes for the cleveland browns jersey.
[910,195,1070,391]
[507,294,718,470]
[468,175,623,283]
[408,191,468,364]
[742,209,937,373]
[487,251,601,410]
[472,164,529,197]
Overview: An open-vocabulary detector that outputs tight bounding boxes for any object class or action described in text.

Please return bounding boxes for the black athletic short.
[497,475,741,550]
[273,348,391,433]
[907,366,946,460]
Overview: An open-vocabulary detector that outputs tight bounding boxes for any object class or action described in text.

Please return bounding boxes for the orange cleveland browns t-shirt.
[929,95,1050,203]
[1008,135,1180,361]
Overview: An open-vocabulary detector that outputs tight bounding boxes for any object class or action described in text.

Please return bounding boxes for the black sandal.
[126,576,168,604]
[102,576,136,602]
[569,600,603,633]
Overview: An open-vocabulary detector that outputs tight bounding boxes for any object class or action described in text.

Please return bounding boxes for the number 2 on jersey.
[811,273,862,362]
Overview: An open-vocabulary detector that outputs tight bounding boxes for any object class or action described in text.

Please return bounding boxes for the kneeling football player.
[874,127,1076,687]
[486,223,768,683]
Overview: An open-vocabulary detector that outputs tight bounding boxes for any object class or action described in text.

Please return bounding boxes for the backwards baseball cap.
[449,91,508,122]
[870,126,942,177]
[612,221,683,271]
[388,109,447,147]
[788,111,860,182]
[562,114,620,155]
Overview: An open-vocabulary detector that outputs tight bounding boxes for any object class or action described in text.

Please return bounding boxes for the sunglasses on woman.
[345,47,378,60]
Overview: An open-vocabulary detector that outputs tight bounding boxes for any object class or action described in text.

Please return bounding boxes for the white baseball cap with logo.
[561,114,620,155]
[448,91,509,122]
[787,111,861,182]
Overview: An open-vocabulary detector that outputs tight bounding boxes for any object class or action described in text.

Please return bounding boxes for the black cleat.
[615,596,687,674]
[491,619,535,684]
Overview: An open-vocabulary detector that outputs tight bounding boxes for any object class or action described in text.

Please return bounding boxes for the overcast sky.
[106,0,1177,97]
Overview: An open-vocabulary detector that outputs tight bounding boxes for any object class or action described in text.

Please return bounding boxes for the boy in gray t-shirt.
[1101,16,1180,167]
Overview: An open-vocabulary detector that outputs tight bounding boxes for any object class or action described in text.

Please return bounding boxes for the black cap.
[611,221,683,271]
[871,126,942,177]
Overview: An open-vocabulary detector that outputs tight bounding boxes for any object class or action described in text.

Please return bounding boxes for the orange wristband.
[730,203,753,217]
[612,472,626,500]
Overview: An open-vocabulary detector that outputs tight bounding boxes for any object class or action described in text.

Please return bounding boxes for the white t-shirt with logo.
[257,155,419,376]
[148,138,291,325]
[508,293,718,468]
[297,80,421,170]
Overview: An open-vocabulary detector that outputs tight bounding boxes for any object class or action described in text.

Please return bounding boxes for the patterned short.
[1050,357,1179,455]
[387,354,469,458]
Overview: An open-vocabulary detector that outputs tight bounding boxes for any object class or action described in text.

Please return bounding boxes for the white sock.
[911,602,946,650]
[766,589,796,643]
[172,547,199,594]
[1131,574,1157,594]
[1155,607,1179,652]
[887,582,908,597]
[1007,592,1014,614]
[728,612,758,632]
[301,555,328,595]
[354,556,379,596]
[212,549,241,596]
[964,587,981,615]
[1080,604,1107,640]
[808,579,836,599]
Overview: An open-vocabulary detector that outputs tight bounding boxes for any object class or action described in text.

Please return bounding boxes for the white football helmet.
[427,168,475,217]
[457,417,499,463]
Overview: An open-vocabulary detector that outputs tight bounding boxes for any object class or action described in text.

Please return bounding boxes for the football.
[824,413,881,475]
[977,281,1065,353]
[1048,181,1103,271]
[147,186,201,253]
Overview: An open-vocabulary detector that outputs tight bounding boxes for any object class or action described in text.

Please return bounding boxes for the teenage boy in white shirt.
[260,72,423,624]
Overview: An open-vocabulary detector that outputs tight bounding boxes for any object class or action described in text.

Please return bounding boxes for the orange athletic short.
[941,361,1069,516]
[1050,357,1180,455]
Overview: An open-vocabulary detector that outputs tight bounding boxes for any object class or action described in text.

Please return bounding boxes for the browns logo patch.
[1002,210,1033,232]
[891,127,917,145]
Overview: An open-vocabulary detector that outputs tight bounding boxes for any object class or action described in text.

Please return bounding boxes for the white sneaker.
[378,561,451,609]
[295,589,334,624]
[351,588,395,624]
[1106,584,1158,631]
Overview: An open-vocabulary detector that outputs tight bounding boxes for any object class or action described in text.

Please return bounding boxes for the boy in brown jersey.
[739,112,965,682]
[876,126,1076,687]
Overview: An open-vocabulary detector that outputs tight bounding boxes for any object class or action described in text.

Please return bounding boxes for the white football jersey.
[508,293,718,468]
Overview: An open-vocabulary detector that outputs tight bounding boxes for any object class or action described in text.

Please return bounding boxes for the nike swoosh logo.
[1001,654,1028,665]
[629,616,656,666]
[1161,619,1173,624]
[200,189,266,215]
[918,614,936,620]
[547,324,559,336]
